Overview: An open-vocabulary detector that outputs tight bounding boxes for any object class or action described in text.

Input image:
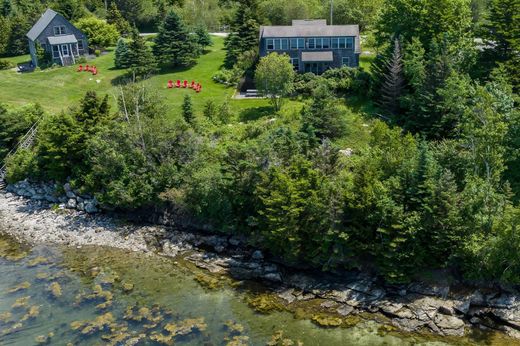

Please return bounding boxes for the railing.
[0,119,42,189]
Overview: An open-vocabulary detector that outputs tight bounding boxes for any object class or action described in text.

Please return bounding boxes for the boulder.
[251,250,264,261]
[66,199,77,209]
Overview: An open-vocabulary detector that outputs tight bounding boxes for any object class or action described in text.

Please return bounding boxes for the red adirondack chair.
[92,68,98,75]
[77,65,83,72]
[183,80,188,88]
[175,80,181,88]
[167,80,174,88]
[84,64,89,72]
[190,81,196,89]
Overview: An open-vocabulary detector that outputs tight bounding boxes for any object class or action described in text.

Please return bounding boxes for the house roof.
[260,23,361,53]
[301,51,333,62]
[260,24,359,39]
[47,34,78,45]
[26,8,59,41]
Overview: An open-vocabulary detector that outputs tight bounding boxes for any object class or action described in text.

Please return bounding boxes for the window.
[290,58,299,70]
[322,38,330,49]
[308,38,315,49]
[52,45,59,58]
[77,40,83,50]
[268,39,289,50]
[315,38,322,49]
[331,38,339,49]
[61,44,69,56]
[53,26,66,35]
[290,38,305,49]
[346,37,353,49]
[342,57,350,66]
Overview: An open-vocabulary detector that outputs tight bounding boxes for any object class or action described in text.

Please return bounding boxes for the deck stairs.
[0,120,41,190]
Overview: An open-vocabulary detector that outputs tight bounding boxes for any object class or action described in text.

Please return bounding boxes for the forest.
[0,0,519,285]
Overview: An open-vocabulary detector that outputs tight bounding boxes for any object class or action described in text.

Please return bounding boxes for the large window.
[77,40,83,51]
[61,44,69,56]
[267,38,289,51]
[290,38,305,49]
[308,38,316,49]
[53,26,66,35]
[342,57,350,66]
[332,37,354,49]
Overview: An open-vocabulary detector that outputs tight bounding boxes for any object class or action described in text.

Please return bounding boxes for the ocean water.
[0,231,514,346]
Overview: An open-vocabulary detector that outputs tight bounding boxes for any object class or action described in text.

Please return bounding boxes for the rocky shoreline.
[2,185,520,341]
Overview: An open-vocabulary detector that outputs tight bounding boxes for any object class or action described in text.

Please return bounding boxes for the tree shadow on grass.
[239,106,274,122]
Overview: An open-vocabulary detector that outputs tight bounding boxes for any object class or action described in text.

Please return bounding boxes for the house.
[259,19,360,74]
[26,9,88,67]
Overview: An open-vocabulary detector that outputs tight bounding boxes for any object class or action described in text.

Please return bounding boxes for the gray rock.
[66,190,76,199]
[251,250,263,260]
[84,200,98,213]
[77,202,85,211]
[64,183,71,192]
[278,289,296,303]
[66,198,77,209]
[337,305,354,316]
[263,272,282,282]
[433,314,465,336]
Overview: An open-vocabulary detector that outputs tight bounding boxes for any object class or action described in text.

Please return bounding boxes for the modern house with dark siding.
[259,19,360,74]
[26,9,88,67]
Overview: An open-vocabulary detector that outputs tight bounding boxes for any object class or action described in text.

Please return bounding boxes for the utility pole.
[330,0,333,25]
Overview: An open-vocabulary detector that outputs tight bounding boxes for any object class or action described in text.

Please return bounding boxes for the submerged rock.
[7,281,31,293]
[47,282,62,298]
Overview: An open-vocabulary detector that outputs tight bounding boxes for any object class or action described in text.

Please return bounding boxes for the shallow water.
[0,231,516,346]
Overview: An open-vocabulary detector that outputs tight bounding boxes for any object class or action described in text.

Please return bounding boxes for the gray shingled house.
[259,19,360,74]
[26,9,88,67]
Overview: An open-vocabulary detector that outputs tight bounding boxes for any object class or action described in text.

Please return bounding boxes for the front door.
[61,44,69,57]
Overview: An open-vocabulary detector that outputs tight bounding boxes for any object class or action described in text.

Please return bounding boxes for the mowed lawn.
[0,36,273,118]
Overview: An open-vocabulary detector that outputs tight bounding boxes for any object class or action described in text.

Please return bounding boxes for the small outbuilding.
[26,9,88,67]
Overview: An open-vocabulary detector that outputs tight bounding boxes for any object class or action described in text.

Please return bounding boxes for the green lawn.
[0,36,273,118]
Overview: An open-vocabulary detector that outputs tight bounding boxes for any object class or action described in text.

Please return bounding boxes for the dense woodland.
[1,0,519,285]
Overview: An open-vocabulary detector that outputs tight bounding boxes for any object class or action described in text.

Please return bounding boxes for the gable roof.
[260,24,359,39]
[260,23,361,53]
[26,9,59,41]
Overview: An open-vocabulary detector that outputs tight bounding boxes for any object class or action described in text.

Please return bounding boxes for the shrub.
[5,149,39,183]
[77,56,87,64]
[212,68,242,87]
[0,59,14,70]
[95,49,101,57]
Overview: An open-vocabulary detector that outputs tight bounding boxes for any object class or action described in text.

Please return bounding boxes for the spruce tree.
[6,15,30,56]
[128,31,157,78]
[484,0,520,91]
[224,2,259,68]
[114,38,130,69]
[153,10,198,67]
[377,38,405,116]
[1,0,12,17]
[195,25,212,50]
[182,94,194,125]
[107,2,131,36]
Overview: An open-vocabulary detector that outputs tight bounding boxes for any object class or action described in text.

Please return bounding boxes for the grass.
[0,36,273,118]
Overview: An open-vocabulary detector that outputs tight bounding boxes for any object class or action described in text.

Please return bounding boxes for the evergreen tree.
[224,2,259,68]
[1,0,12,17]
[483,0,520,92]
[0,16,10,55]
[374,38,405,116]
[153,10,198,67]
[194,25,212,50]
[6,15,30,56]
[107,2,131,36]
[114,38,130,69]
[203,100,217,121]
[300,84,347,141]
[182,94,194,125]
[127,31,157,78]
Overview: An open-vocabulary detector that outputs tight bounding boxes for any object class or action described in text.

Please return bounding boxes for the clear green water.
[0,232,514,346]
